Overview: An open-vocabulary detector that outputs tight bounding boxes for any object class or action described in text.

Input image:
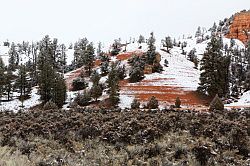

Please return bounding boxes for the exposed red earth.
[120,79,209,108]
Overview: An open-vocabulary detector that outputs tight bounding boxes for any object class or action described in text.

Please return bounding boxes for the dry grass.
[0,108,249,165]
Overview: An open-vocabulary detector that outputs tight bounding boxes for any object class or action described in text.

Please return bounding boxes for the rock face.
[226,11,250,44]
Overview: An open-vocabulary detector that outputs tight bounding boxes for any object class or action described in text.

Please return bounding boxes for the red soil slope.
[120,79,209,107]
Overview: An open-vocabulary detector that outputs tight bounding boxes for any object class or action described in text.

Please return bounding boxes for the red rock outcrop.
[226,11,250,44]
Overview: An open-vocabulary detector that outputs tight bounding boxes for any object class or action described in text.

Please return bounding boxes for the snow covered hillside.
[1,34,249,111]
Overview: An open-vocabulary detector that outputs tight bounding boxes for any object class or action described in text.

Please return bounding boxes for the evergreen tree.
[96,42,102,57]
[90,84,103,101]
[90,70,101,84]
[244,71,250,91]
[147,96,159,109]
[0,57,4,69]
[90,70,103,101]
[72,77,88,91]
[75,90,91,106]
[37,35,55,103]
[52,73,67,107]
[246,40,250,70]
[4,69,13,101]
[100,52,110,75]
[195,26,202,37]
[73,38,89,69]
[210,22,217,34]
[8,43,18,70]
[131,98,140,109]
[83,42,95,76]
[100,61,109,75]
[129,66,144,83]
[162,36,173,52]
[110,39,121,56]
[117,63,126,80]
[175,97,181,108]
[138,35,145,44]
[187,48,196,62]
[129,55,145,82]
[209,94,224,111]
[164,59,169,67]
[146,32,156,65]
[106,62,120,106]
[58,44,67,73]
[37,35,67,107]
[16,65,31,98]
[198,35,230,97]
[0,59,5,103]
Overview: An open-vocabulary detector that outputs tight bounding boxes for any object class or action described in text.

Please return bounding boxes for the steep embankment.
[226,10,250,44]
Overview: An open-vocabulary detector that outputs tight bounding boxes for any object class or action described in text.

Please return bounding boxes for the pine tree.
[73,38,89,69]
[58,44,67,73]
[90,84,103,101]
[75,90,91,106]
[100,52,110,75]
[106,62,120,106]
[138,35,145,44]
[162,36,173,53]
[209,94,224,111]
[187,48,196,62]
[72,77,88,91]
[83,42,95,76]
[52,73,67,108]
[146,32,157,65]
[16,65,31,106]
[37,35,67,107]
[37,35,55,103]
[198,35,230,97]
[100,61,109,75]
[195,26,202,37]
[117,64,126,80]
[175,97,181,108]
[90,70,103,101]
[210,22,217,34]
[8,43,18,71]
[110,39,121,56]
[147,96,159,109]
[131,98,140,109]
[129,66,144,83]
[96,42,102,57]
[244,41,250,90]
[4,68,13,101]
[0,59,5,103]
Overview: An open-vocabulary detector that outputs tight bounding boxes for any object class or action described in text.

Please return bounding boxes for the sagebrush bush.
[147,96,159,109]
[175,97,181,108]
[72,77,88,91]
[209,94,224,111]
[43,100,58,110]
[75,90,91,106]
[131,99,140,109]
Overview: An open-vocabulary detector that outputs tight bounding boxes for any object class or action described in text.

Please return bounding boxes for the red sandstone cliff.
[226,11,250,44]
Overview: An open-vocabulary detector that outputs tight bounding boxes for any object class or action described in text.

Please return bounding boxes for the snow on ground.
[66,48,74,65]
[119,44,201,108]
[0,45,10,65]
[124,43,148,53]
[0,88,41,112]
[119,94,134,109]
[225,91,250,108]
[180,37,245,60]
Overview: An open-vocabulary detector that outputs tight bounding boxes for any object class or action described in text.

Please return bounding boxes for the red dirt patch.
[120,79,209,107]
[65,68,83,91]
[94,59,101,67]
[117,51,144,61]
